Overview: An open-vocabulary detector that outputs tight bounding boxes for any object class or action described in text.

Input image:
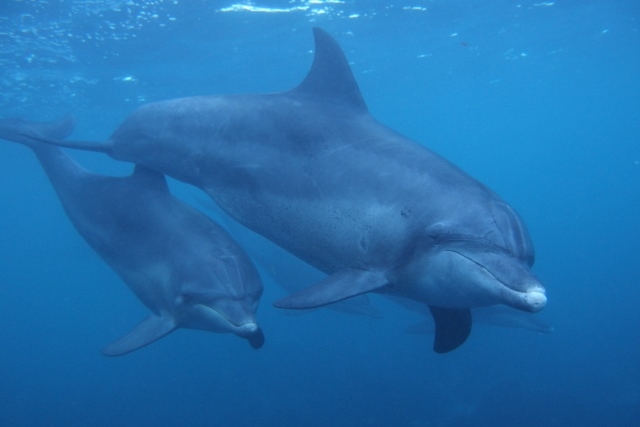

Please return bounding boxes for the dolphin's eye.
[427,223,449,242]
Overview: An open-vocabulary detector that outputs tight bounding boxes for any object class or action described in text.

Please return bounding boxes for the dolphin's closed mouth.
[199,304,261,334]
[445,249,508,287]
[445,249,546,312]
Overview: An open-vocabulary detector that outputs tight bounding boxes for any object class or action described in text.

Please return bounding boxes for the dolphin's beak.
[192,304,264,345]
[445,247,547,312]
[214,313,265,349]
[510,286,546,313]
[241,324,265,349]
[211,305,264,348]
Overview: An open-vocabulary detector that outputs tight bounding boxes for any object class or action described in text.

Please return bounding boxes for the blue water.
[1,1,638,425]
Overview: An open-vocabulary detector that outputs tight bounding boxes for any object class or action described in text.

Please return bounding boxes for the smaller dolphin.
[0,117,264,355]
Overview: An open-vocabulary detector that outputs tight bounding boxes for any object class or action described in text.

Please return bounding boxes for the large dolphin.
[27,28,546,353]
[0,117,265,355]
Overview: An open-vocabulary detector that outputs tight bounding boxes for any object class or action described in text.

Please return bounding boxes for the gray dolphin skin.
[28,28,546,353]
[0,117,264,355]
[196,196,382,318]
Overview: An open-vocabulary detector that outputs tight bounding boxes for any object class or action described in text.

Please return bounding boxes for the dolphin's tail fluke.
[0,115,75,147]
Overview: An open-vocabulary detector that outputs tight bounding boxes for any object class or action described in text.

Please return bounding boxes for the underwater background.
[0,1,638,425]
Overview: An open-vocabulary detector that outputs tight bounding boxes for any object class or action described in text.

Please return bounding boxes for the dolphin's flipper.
[429,306,472,354]
[101,315,177,357]
[273,268,389,309]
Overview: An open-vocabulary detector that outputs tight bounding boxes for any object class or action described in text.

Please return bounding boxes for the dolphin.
[0,117,265,355]
[24,28,547,353]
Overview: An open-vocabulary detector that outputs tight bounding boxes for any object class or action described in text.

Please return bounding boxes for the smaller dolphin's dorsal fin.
[292,27,368,112]
[132,165,169,192]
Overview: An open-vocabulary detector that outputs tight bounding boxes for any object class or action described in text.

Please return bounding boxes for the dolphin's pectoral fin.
[101,315,177,357]
[273,268,389,309]
[428,306,472,354]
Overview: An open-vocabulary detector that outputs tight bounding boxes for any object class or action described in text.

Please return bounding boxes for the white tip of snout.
[237,322,259,335]
[523,290,547,312]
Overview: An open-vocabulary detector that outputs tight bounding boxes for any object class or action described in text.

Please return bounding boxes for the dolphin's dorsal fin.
[132,165,169,192]
[292,27,368,112]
